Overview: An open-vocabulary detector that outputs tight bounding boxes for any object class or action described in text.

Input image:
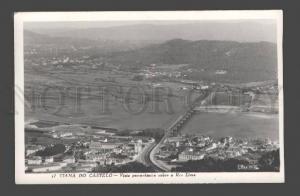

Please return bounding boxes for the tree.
[132,75,144,81]
[92,162,155,173]
[258,150,280,171]
[30,137,38,143]
[35,144,66,157]
[171,157,248,172]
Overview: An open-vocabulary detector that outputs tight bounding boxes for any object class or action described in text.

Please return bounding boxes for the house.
[113,148,123,154]
[166,136,184,143]
[25,145,45,156]
[52,132,73,138]
[31,163,67,173]
[78,160,98,168]
[200,85,209,90]
[27,156,42,165]
[60,132,73,138]
[63,156,76,164]
[205,143,218,151]
[178,151,205,161]
[44,156,54,163]
[89,141,121,152]
[215,70,227,75]
[85,151,107,162]
[134,140,143,154]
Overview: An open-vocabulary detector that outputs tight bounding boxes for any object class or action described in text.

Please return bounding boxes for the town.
[25,125,156,173]
[156,134,279,172]
[23,25,280,173]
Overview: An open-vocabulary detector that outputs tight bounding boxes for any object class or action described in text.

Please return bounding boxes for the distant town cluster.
[23,24,280,173]
[25,125,155,173]
[156,135,279,172]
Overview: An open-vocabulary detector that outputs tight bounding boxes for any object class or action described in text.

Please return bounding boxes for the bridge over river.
[145,90,211,171]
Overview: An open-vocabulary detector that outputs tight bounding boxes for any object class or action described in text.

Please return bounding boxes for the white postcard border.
[14,10,284,184]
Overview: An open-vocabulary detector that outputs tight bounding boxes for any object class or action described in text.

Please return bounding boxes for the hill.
[24,30,97,46]
[106,39,278,83]
[28,22,277,43]
[24,30,150,52]
[24,29,278,83]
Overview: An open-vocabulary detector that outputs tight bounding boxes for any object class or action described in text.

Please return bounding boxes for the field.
[24,57,278,139]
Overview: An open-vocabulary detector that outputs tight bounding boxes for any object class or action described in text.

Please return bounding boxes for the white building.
[63,156,76,164]
[113,148,123,154]
[134,140,143,154]
[27,156,42,165]
[51,131,73,138]
[60,132,73,138]
[25,145,44,156]
[200,85,209,90]
[215,70,227,74]
[178,151,205,161]
[31,163,67,173]
[44,156,54,163]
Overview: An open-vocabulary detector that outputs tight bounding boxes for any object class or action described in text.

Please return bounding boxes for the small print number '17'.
[51,174,56,178]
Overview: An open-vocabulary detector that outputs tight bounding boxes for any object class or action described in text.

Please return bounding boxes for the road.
[142,90,210,172]
[136,140,166,172]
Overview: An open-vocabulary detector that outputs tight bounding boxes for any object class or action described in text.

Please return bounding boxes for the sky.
[24,20,277,43]
[24,19,276,30]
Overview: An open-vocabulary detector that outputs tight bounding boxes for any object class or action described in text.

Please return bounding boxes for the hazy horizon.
[24,19,276,29]
[24,20,277,43]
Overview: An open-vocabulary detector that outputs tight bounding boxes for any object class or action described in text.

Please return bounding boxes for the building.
[74,166,94,172]
[78,160,98,168]
[85,153,106,162]
[221,136,234,145]
[89,141,103,149]
[134,140,143,154]
[113,147,123,154]
[205,143,218,151]
[157,150,176,159]
[52,132,73,138]
[166,136,184,143]
[178,151,205,161]
[215,70,227,75]
[60,132,73,138]
[31,163,67,173]
[200,85,209,90]
[89,141,121,152]
[27,156,42,165]
[25,145,45,156]
[63,156,76,164]
[44,156,54,163]
[105,158,117,165]
[114,158,131,165]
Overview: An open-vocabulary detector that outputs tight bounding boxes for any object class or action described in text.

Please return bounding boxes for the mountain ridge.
[25,22,277,43]
[105,39,277,83]
[24,30,278,83]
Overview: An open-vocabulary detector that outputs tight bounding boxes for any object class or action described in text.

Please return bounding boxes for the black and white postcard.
[14,10,284,184]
